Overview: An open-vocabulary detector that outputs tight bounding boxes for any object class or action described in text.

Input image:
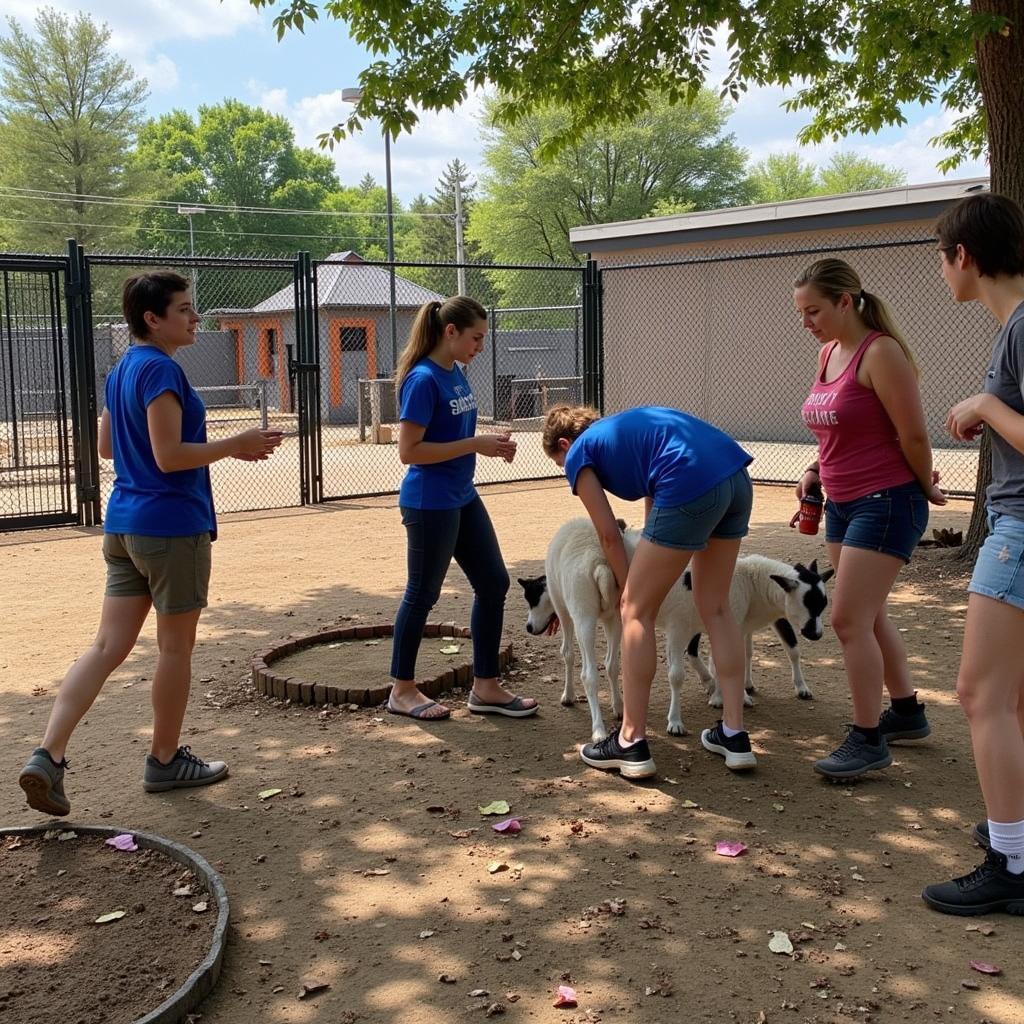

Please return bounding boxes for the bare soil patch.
[0,832,216,1024]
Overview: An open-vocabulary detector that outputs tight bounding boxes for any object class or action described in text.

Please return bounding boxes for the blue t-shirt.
[103,345,217,538]
[563,406,752,507]
[398,358,478,509]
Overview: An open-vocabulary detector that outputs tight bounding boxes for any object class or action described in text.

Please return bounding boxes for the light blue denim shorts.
[968,509,1024,612]
[642,468,753,551]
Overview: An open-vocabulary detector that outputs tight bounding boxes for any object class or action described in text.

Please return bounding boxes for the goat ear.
[615,518,627,532]
[820,569,835,583]
[540,574,547,583]
[809,558,818,573]
[516,578,530,588]
[770,573,798,593]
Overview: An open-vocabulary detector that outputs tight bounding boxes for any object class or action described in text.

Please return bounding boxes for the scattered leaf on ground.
[772,803,785,812]
[258,788,283,801]
[298,981,331,1000]
[485,1003,505,1017]
[439,974,457,984]
[419,929,435,939]
[492,818,522,834]
[363,868,390,876]
[554,985,578,1008]
[364,639,382,646]
[681,799,700,809]
[172,887,193,898]
[449,829,478,839]
[969,960,1002,976]
[479,801,511,816]
[769,930,794,955]
[439,644,460,654]
[95,910,127,924]
[104,834,138,852]
[192,901,209,913]
[715,841,747,857]
[488,861,509,874]
[469,989,490,997]
[58,831,77,842]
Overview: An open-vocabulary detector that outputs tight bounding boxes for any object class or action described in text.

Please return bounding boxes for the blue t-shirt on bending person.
[104,345,217,538]
[563,406,752,507]
[398,358,478,510]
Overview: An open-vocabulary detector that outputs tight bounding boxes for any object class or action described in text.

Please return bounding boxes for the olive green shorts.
[103,533,212,615]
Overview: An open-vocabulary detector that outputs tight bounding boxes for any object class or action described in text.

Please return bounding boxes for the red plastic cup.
[792,495,823,535]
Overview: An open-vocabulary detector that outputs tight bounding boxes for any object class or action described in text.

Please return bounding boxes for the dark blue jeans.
[390,495,510,680]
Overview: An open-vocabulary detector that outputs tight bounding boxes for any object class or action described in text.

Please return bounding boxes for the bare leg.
[619,540,693,742]
[41,595,152,762]
[150,608,202,764]
[957,594,1024,823]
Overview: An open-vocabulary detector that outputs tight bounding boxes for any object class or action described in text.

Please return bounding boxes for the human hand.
[796,470,819,500]
[946,395,988,441]
[927,482,947,506]
[233,428,284,459]
[476,431,517,462]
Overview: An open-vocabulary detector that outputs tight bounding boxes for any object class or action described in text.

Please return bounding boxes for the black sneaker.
[814,728,892,780]
[19,747,71,816]
[922,849,1024,916]
[973,821,991,849]
[700,721,757,770]
[143,746,229,793]
[579,730,656,779]
[878,703,931,741]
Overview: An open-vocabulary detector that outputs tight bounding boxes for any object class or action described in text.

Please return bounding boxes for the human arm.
[147,392,282,472]
[947,393,1024,454]
[575,467,629,591]
[98,409,112,460]
[864,337,945,505]
[397,420,517,465]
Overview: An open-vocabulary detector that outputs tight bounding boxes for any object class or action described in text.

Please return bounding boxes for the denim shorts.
[642,468,753,551]
[968,510,1024,611]
[824,480,928,563]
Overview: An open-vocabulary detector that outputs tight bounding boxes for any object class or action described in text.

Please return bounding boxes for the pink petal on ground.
[104,834,138,852]
[553,986,577,1008]
[969,960,1002,976]
[715,841,748,858]
[492,818,522,834]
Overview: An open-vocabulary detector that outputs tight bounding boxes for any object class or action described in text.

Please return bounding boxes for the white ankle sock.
[722,722,743,738]
[988,818,1024,875]
[617,732,643,749]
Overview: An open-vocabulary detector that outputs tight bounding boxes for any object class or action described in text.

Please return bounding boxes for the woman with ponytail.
[387,297,538,721]
[794,258,945,780]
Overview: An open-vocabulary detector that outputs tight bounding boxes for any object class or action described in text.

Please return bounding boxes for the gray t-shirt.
[984,300,1024,517]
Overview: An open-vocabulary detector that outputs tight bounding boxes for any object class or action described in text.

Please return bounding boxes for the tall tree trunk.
[961,0,1024,561]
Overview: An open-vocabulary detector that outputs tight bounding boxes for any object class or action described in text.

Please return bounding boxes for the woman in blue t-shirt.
[388,297,538,721]
[542,404,754,778]
[18,272,282,817]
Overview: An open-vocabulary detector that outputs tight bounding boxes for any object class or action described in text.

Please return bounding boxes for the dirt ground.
[2,481,1022,1024]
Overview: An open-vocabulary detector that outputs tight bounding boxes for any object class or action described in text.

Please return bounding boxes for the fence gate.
[0,257,78,529]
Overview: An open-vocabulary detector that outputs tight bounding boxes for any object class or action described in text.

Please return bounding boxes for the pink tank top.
[801,330,915,502]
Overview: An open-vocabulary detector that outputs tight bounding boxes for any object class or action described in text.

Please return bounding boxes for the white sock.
[988,818,1024,875]
[617,732,643,749]
[722,722,744,738]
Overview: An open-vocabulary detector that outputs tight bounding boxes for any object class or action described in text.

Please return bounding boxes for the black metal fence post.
[581,258,603,411]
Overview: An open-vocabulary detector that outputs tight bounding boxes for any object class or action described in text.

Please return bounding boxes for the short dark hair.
[934,193,1024,278]
[122,272,191,339]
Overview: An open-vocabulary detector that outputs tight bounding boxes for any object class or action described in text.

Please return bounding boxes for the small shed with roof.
[211,251,445,424]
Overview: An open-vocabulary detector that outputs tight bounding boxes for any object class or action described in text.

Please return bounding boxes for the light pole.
[342,88,398,375]
[177,204,206,310]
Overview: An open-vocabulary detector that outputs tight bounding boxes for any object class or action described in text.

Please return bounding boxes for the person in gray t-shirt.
[922,193,1024,916]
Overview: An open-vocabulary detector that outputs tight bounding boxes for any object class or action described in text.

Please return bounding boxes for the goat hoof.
[667,723,689,737]
[796,690,814,700]
[743,694,755,708]
[560,698,575,707]
[745,685,757,694]
[707,696,724,708]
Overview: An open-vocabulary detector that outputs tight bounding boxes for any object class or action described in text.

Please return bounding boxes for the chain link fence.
[599,234,990,497]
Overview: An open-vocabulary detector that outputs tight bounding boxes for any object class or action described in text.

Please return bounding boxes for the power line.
[0,186,458,220]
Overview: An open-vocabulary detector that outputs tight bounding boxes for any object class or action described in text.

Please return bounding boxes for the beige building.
[569,179,994,492]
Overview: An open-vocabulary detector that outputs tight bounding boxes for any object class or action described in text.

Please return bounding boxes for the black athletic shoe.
[579,730,656,779]
[814,728,892,780]
[922,849,1024,916]
[878,703,931,741]
[973,821,991,849]
[700,721,757,770]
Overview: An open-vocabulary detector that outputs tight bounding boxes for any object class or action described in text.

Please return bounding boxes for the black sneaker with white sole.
[922,849,1024,916]
[973,821,991,849]
[700,721,757,770]
[579,730,656,779]
[814,728,892,780]
[878,703,931,741]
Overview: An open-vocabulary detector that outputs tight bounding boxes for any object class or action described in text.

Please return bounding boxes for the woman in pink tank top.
[794,258,946,781]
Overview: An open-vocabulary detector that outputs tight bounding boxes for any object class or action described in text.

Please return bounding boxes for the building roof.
[212,251,446,315]
[569,177,990,253]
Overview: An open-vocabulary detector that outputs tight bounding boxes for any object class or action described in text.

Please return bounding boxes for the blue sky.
[0,0,989,205]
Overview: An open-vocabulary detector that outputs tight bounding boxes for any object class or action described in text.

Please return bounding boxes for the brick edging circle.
[251,622,515,707]
[0,824,229,1024]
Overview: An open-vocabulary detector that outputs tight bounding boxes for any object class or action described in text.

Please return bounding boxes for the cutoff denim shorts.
[642,468,753,551]
[824,480,928,564]
[968,509,1024,612]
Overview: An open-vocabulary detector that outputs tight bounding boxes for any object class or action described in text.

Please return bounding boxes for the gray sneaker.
[143,746,228,793]
[19,747,71,817]
[814,729,892,780]
[878,703,931,741]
